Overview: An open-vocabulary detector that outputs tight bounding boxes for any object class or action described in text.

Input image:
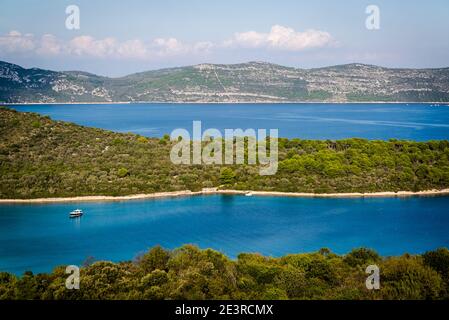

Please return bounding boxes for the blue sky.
[0,0,448,76]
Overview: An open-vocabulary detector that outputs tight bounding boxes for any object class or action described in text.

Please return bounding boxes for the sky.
[0,0,448,77]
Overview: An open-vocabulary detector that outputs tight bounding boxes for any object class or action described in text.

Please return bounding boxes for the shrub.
[219,167,236,185]
[117,167,129,178]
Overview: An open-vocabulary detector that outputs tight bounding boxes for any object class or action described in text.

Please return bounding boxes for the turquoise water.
[2,103,449,275]
[1,195,449,275]
[9,103,449,140]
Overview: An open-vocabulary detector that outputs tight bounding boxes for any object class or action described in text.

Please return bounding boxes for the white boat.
[245,192,253,197]
[69,209,83,218]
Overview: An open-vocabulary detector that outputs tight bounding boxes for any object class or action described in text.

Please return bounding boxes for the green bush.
[1,245,448,300]
[220,168,236,185]
[117,168,129,178]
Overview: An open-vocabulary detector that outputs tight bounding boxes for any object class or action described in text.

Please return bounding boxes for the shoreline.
[1,188,449,203]
[3,101,449,105]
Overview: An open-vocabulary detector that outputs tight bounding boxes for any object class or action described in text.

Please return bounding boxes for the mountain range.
[1,60,448,103]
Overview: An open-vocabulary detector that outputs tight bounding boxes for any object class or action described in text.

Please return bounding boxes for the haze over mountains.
[1,60,448,103]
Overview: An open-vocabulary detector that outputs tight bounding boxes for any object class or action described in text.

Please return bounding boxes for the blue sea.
[1,103,449,274]
[1,195,449,275]
[8,103,449,140]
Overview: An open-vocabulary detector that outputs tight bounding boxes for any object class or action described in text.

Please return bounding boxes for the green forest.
[1,245,448,300]
[1,107,449,199]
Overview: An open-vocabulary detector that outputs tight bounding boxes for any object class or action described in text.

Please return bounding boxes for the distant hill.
[1,60,449,103]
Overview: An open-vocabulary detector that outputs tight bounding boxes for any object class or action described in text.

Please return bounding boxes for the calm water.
[2,103,449,275]
[1,195,449,275]
[9,103,449,140]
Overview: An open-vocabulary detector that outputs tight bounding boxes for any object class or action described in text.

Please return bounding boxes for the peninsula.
[1,107,448,199]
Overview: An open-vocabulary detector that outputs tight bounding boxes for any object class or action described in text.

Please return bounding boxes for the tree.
[117,167,129,178]
[343,248,380,267]
[422,248,449,297]
[137,246,170,273]
[137,136,148,143]
[141,269,168,287]
[380,256,442,299]
[219,167,236,185]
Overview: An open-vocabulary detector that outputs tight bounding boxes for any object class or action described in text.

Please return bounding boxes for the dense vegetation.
[1,108,448,300]
[1,107,449,198]
[1,245,448,300]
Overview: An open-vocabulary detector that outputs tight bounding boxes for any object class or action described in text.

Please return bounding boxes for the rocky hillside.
[1,60,449,103]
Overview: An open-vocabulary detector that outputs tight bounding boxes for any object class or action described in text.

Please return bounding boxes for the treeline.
[1,107,449,198]
[0,245,448,300]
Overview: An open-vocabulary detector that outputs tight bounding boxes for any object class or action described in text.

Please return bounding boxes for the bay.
[1,195,448,274]
[2,102,449,275]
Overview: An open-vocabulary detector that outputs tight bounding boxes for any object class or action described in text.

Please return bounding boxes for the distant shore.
[3,101,449,105]
[1,188,449,203]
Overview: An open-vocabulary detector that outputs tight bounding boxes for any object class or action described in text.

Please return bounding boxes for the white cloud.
[148,38,214,57]
[192,41,214,53]
[0,26,334,61]
[230,31,267,48]
[226,25,335,51]
[36,34,62,55]
[0,31,211,60]
[0,30,35,53]
[151,37,186,56]
[116,39,148,59]
[68,36,117,57]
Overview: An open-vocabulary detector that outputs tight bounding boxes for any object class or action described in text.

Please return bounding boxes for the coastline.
[3,101,449,105]
[1,188,449,203]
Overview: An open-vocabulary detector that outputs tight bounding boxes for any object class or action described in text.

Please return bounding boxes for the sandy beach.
[1,188,449,203]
